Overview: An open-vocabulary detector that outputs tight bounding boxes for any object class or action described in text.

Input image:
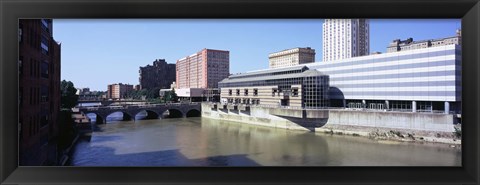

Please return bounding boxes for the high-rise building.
[322,19,369,62]
[107,83,134,100]
[19,19,61,165]
[386,29,461,53]
[269,47,316,68]
[176,48,230,89]
[139,59,176,90]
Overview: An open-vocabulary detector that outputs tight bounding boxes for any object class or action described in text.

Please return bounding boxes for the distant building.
[19,19,61,165]
[76,87,90,95]
[176,49,229,101]
[386,29,461,53]
[135,85,141,91]
[107,83,134,100]
[322,19,370,62]
[139,59,176,90]
[269,47,315,68]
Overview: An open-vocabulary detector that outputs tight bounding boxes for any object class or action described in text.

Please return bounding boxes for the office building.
[218,66,330,109]
[176,48,229,89]
[176,49,229,101]
[221,42,461,114]
[308,44,461,113]
[107,83,134,100]
[322,19,369,62]
[269,47,316,68]
[387,29,461,53]
[139,59,176,90]
[19,19,61,165]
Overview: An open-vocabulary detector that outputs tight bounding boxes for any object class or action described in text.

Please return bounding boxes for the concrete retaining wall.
[327,110,455,132]
[201,103,456,133]
[202,103,315,131]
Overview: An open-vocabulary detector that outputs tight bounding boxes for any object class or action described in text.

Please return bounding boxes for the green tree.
[146,87,161,99]
[61,80,78,109]
[170,88,178,102]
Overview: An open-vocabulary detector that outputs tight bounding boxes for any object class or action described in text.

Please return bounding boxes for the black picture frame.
[1,0,479,184]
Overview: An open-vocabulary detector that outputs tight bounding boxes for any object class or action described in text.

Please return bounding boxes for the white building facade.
[322,19,370,62]
[309,44,461,113]
[268,47,316,69]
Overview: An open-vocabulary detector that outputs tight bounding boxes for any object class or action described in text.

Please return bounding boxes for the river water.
[70,113,461,166]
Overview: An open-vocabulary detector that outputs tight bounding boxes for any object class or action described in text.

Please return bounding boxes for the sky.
[53,19,461,91]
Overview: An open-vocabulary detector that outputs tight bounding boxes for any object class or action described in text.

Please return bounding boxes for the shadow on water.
[72,145,260,166]
[275,115,328,132]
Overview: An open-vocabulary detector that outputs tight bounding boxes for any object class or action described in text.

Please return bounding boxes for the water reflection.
[71,117,461,166]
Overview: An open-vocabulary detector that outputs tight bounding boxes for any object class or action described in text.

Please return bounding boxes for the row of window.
[19,57,50,79]
[19,21,51,56]
[23,113,49,139]
[228,89,259,96]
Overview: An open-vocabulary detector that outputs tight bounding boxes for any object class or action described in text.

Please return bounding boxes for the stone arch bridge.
[79,103,201,124]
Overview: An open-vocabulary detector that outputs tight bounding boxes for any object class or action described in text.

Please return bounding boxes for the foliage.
[127,89,147,99]
[61,80,78,109]
[146,87,161,99]
[162,88,178,103]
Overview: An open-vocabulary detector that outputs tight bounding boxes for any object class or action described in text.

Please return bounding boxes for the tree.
[61,80,78,109]
[146,87,161,99]
[170,88,178,102]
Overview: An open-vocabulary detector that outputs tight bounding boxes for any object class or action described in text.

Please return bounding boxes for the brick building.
[19,19,61,165]
[139,59,176,90]
[107,83,134,100]
[176,49,229,89]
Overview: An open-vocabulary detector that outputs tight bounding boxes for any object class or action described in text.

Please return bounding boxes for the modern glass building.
[218,66,330,109]
[308,44,461,114]
[220,43,461,114]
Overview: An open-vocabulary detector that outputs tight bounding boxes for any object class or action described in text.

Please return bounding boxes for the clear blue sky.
[53,19,460,91]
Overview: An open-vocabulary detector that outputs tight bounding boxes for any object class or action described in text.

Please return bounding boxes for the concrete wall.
[202,103,455,133]
[327,110,455,132]
[202,103,316,131]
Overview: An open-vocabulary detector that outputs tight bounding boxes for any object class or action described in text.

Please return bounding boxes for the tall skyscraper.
[176,48,229,89]
[19,19,61,165]
[322,19,369,62]
[139,59,176,90]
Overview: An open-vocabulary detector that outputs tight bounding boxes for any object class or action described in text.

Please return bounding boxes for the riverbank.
[315,124,461,145]
[201,103,461,145]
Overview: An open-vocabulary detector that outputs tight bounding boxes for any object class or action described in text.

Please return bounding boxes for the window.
[40,35,49,55]
[41,61,49,78]
[244,89,248,96]
[236,89,240,96]
[41,19,50,32]
[40,114,48,128]
[41,86,48,102]
[19,56,23,75]
[253,88,258,96]
[292,88,299,97]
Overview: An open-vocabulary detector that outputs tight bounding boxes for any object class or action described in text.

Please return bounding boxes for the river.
[70,113,461,166]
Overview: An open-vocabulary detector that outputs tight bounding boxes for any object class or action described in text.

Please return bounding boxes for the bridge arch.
[186,109,201,117]
[162,109,184,118]
[133,109,161,120]
[84,112,106,124]
[105,111,134,122]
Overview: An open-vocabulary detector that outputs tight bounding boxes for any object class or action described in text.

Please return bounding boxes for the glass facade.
[219,67,330,109]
